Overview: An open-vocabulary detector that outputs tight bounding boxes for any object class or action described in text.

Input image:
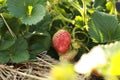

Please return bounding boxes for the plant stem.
[69,1,84,18]
[0,13,17,39]
[70,0,88,30]
[82,0,89,31]
[72,27,77,39]
[60,15,75,24]
[82,0,87,25]
[53,13,75,25]
[26,25,29,32]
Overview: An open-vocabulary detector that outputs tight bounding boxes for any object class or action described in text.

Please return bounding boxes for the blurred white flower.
[74,46,106,74]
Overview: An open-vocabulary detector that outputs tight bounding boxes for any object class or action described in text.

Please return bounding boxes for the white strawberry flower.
[74,46,106,74]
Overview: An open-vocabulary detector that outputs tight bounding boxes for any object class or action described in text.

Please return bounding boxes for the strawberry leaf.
[28,32,51,54]
[88,11,120,43]
[0,32,15,51]
[22,4,45,25]
[0,39,15,51]
[10,38,29,63]
[11,50,29,63]
[7,0,46,25]
[93,0,106,8]
[0,51,10,63]
[7,0,27,18]
[30,14,51,32]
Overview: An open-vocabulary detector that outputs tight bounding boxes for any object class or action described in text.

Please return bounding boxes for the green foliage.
[22,4,45,25]
[9,38,29,63]
[7,0,46,25]
[29,14,52,32]
[0,51,10,63]
[89,11,120,43]
[0,18,3,28]
[6,17,21,35]
[0,38,29,63]
[28,32,51,54]
[94,0,106,8]
[0,38,15,50]
[0,0,52,63]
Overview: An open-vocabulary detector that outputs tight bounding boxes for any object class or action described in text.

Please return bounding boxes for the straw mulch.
[0,52,58,80]
[0,51,89,80]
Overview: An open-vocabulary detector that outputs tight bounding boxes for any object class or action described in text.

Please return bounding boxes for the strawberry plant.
[0,0,51,63]
[1,0,120,79]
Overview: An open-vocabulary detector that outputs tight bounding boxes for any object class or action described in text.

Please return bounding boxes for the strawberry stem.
[69,1,84,19]
[53,14,75,25]
[0,13,17,39]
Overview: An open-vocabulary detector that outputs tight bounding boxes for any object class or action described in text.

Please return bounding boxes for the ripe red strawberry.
[52,29,71,54]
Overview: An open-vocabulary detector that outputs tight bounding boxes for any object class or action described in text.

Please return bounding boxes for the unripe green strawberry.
[59,49,77,61]
[72,39,82,49]
[52,29,71,54]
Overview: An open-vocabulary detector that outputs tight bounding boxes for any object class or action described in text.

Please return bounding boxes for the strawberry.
[52,29,71,54]
[59,49,77,61]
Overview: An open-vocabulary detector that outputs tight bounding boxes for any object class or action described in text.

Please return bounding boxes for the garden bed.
[0,53,58,80]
